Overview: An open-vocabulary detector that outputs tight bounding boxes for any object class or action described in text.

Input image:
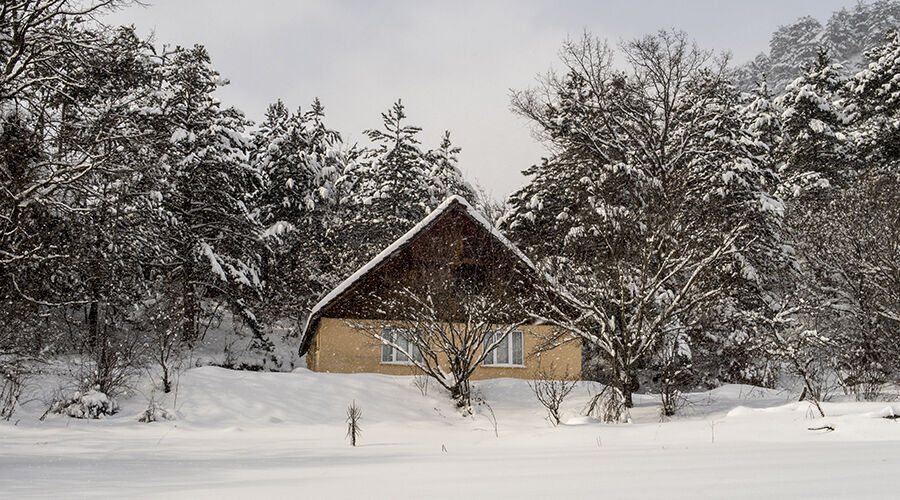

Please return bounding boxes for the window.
[380,327,423,365]
[483,331,524,366]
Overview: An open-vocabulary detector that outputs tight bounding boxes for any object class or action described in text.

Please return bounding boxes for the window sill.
[381,361,418,366]
[482,364,526,368]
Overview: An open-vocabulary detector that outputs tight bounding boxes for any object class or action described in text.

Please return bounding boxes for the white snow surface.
[303,195,536,338]
[3,368,900,499]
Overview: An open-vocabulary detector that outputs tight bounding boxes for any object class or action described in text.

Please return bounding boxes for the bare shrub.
[473,390,500,437]
[528,363,578,426]
[584,385,630,423]
[82,333,144,397]
[654,328,693,417]
[44,328,144,420]
[838,365,889,402]
[412,372,429,397]
[139,285,186,393]
[763,306,832,418]
[659,389,693,421]
[0,359,28,421]
[346,401,362,447]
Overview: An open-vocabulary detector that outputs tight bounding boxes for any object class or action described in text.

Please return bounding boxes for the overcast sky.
[106,0,855,199]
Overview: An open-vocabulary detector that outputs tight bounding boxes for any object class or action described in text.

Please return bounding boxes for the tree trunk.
[451,377,471,409]
[87,300,100,350]
[161,362,172,393]
[182,260,197,344]
[622,387,634,408]
[613,358,639,408]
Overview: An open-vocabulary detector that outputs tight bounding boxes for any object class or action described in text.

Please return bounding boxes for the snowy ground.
[2,367,900,499]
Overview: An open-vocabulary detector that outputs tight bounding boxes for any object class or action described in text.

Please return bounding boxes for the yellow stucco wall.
[308,317,582,380]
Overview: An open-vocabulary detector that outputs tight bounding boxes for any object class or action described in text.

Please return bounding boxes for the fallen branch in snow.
[880,407,899,420]
[807,425,835,432]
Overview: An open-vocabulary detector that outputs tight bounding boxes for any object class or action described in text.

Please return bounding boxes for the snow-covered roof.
[300,195,536,353]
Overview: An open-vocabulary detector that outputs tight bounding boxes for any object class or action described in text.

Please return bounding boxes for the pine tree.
[359,100,434,227]
[741,78,783,173]
[775,50,854,199]
[425,131,475,205]
[252,98,350,329]
[334,100,474,273]
[254,98,344,226]
[767,16,825,93]
[149,45,264,344]
[852,31,900,171]
[733,1,900,93]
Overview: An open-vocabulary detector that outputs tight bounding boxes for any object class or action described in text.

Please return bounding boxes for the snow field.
[2,367,899,499]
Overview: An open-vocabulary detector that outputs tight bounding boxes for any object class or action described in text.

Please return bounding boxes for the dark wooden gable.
[325,205,533,319]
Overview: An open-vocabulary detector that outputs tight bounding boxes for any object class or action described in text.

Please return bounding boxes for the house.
[299,195,581,380]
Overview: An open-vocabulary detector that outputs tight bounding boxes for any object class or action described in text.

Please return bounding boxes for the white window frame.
[380,327,423,365]
[483,331,524,367]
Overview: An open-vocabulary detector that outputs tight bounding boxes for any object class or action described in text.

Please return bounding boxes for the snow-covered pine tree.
[333,100,475,274]
[149,45,265,345]
[252,98,350,331]
[852,31,900,171]
[254,99,344,226]
[733,1,900,93]
[767,16,826,93]
[741,78,783,175]
[775,50,854,200]
[425,131,476,206]
[669,70,786,388]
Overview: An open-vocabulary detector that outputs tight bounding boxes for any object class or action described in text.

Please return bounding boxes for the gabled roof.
[299,195,537,355]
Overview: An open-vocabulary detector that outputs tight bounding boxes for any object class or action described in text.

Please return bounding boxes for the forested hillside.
[734,0,900,92]
[1,0,898,423]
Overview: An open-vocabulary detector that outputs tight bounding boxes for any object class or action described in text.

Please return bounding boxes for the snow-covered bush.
[138,399,175,423]
[50,390,119,419]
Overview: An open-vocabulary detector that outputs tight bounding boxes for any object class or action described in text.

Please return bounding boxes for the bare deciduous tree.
[532,224,746,409]
[528,363,578,426]
[138,283,186,393]
[761,304,832,418]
